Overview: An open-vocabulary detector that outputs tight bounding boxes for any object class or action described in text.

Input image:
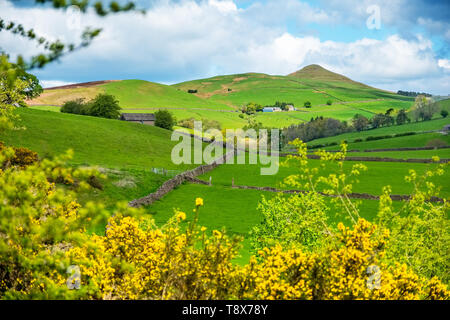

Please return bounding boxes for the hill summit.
[288,64,357,83]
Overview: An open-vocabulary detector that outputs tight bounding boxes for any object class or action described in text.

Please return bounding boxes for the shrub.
[88,94,121,119]
[304,101,312,108]
[394,132,416,137]
[178,117,195,129]
[61,99,89,115]
[441,110,448,118]
[0,142,38,169]
[187,89,197,94]
[353,138,363,143]
[366,135,392,141]
[326,100,332,105]
[155,109,176,130]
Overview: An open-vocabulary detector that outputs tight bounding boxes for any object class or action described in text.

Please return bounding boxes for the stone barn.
[120,113,155,126]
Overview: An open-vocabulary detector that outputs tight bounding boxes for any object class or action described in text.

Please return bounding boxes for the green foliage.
[411,95,439,121]
[155,109,175,130]
[441,110,448,118]
[304,101,312,108]
[61,99,89,115]
[326,100,332,105]
[61,94,121,119]
[396,109,409,125]
[284,116,349,142]
[0,142,38,169]
[352,113,369,131]
[0,147,112,298]
[376,161,450,283]
[88,94,121,119]
[251,192,328,253]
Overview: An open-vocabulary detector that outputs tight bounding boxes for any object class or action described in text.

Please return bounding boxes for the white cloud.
[40,80,75,88]
[438,59,450,70]
[0,0,448,94]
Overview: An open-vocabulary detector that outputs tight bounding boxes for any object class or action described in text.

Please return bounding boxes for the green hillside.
[29,65,417,130]
[30,79,232,110]
[173,65,413,108]
[1,108,200,170]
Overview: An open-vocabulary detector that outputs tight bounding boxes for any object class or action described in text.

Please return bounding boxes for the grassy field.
[195,157,450,198]
[1,108,206,171]
[144,183,402,264]
[341,149,450,159]
[317,132,450,151]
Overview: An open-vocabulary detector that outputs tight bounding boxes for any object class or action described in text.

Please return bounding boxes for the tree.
[155,109,175,130]
[396,109,409,125]
[88,94,121,119]
[304,101,312,108]
[352,114,369,131]
[326,100,332,105]
[412,95,438,121]
[441,110,448,118]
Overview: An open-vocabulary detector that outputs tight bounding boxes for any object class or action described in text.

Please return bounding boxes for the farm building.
[120,113,155,125]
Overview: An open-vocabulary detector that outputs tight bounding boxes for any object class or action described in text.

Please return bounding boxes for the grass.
[103,80,231,110]
[196,157,450,198]
[144,182,405,264]
[341,149,450,159]
[1,108,201,171]
[318,133,450,151]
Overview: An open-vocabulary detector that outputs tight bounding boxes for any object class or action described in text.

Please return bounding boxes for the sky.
[1,0,449,94]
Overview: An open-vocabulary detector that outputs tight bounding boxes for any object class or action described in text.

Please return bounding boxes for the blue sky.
[1,0,449,94]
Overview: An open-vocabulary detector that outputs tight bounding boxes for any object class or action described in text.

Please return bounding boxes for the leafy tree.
[155,109,175,130]
[441,110,448,118]
[88,94,121,119]
[304,101,312,108]
[396,109,409,125]
[352,114,369,131]
[326,100,332,105]
[412,95,439,121]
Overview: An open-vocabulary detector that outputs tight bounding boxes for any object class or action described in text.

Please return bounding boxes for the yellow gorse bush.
[0,141,448,300]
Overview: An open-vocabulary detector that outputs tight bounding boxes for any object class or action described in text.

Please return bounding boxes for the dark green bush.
[88,94,121,119]
[155,110,176,130]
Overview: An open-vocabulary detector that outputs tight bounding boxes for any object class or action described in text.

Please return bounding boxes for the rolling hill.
[173,64,413,108]
[29,79,232,110]
[27,64,416,129]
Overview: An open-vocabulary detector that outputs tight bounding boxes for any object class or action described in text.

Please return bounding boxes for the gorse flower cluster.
[0,135,448,299]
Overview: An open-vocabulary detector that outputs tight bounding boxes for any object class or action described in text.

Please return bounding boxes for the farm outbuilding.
[120,113,155,125]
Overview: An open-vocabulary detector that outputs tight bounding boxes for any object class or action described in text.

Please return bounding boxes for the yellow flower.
[201,226,207,232]
[195,198,204,206]
[176,211,186,221]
